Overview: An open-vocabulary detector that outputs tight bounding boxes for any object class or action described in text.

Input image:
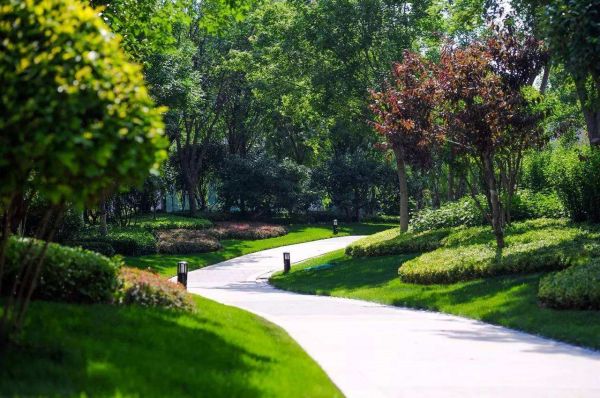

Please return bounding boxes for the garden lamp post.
[283,252,291,273]
[177,261,188,288]
[333,219,338,235]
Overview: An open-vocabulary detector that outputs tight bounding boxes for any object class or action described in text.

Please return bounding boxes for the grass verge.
[1,296,342,397]
[126,222,393,277]
[270,250,600,350]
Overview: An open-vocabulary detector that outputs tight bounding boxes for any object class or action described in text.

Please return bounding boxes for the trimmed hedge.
[116,267,195,311]
[538,260,600,310]
[77,226,157,256]
[207,222,288,240]
[156,229,221,254]
[3,237,121,303]
[345,228,450,257]
[134,214,212,230]
[67,241,116,257]
[398,219,589,284]
[410,198,485,232]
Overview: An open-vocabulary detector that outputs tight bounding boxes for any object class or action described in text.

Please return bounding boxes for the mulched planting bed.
[207,222,288,240]
[156,229,222,254]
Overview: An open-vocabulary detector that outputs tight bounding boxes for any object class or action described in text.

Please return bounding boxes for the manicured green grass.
[1,296,342,397]
[126,223,393,277]
[270,250,600,350]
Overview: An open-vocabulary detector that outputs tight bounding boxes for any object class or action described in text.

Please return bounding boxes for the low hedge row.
[3,237,121,303]
[345,228,450,257]
[156,229,221,254]
[207,222,288,240]
[75,226,157,256]
[134,214,213,230]
[538,260,600,310]
[398,219,590,284]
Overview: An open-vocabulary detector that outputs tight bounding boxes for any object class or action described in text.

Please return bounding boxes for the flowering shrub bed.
[117,267,195,311]
[156,229,221,254]
[207,222,288,240]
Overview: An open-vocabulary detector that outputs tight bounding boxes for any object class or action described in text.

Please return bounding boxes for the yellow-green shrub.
[538,260,600,310]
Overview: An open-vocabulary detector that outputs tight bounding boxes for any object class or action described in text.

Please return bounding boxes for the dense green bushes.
[76,226,157,256]
[207,222,288,240]
[398,219,591,284]
[346,228,450,257]
[3,237,121,303]
[538,260,600,310]
[134,214,212,230]
[410,198,484,232]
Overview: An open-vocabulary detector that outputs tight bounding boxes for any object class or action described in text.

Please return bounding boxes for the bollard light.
[177,261,188,288]
[333,219,338,235]
[283,252,291,273]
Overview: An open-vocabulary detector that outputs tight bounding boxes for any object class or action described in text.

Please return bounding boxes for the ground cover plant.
[74,226,158,256]
[133,214,213,230]
[126,223,394,276]
[207,222,288,240]
[0,296,342,397]
[270,250,600,350]
[539,259,600,310]
[156,229,222,254]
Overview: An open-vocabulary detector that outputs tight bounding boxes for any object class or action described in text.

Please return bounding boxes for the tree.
[0,0,166,345]
[370,52,441,231]
[438,31,546,247]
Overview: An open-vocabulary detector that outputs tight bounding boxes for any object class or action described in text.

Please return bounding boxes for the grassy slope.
[270,250,600,350]
[126,223,393,277]
[1,296,342,398]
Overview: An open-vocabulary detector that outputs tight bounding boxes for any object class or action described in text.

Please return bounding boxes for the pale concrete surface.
[184,236,600,398]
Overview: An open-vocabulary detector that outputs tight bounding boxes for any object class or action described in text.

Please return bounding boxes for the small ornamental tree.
[438,32,546,248]
[0,0,167,345]
[370,52,441,232]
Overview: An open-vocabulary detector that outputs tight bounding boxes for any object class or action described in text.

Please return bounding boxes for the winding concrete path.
[185,236,600,398]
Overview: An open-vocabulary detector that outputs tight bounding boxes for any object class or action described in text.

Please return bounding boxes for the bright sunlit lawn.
[270,250,600,350]
[125,222,394,276]
[1,295,342,398]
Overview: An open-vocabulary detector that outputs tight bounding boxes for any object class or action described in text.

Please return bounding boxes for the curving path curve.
[184,236,600,398]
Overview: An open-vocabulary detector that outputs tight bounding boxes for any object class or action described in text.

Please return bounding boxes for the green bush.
[134,214,212,230]
[346,227,451,257]
[116,267,195,311]
[77,226,157,256]
[156,229,221,254]
[67,241,116,257]
[538,259,600,310]
[510,190,566,220]
[2,237,121,303]
[398,219,589,284]
[410,197,485,232]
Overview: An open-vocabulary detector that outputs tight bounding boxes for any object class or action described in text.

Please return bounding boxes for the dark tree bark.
[394,148,409,232]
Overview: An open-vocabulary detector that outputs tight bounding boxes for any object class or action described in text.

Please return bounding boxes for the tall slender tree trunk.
[574,75,600,146]
[99,198,107,237]
[483,155,504,249]
[394,148,409,232]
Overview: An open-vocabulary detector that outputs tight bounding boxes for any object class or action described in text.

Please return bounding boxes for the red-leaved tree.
[370,52,441,232]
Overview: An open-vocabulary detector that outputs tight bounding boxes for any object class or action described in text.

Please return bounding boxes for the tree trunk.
[574,75,600,146]
[447,165,455,201]
[483,155,504,249]
[99,199,107,237]
[188,189,196,216]
[394,148,409,232]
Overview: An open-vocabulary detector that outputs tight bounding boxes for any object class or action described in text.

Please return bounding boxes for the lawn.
[126,222,393,277]
[1,296,342,398]
[270,250,600,350]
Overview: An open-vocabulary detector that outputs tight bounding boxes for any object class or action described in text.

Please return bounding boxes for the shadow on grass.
[1,301,270,398]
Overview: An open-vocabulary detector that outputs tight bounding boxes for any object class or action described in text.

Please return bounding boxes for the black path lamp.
[333,219,338,235]
[283,252,291,273]
[177,261,188,288]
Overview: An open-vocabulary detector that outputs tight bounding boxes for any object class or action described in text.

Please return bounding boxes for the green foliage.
[67,241,116,257]
[77,226,157,256]
[547,146,600,222]
[410,197,485,232]
[207,222,288,240]
[398,219,592,284]
[0,0,167,208]
[3,238,120,303]
[510,189,566,220]
[539,259,600,310]
[116,267,195,311]
[134,214,213,230]
[346,228,451,257]
[156,229,221,254]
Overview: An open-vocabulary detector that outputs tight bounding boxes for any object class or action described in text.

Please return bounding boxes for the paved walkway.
[185,236,600,398]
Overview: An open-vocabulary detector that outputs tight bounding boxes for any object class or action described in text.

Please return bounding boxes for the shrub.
[77,226,157,256]
[410,197,485,232]
[510,190,566,220]
[67,241,116,257]
[538,259,600,310]
[346,227,450,257]
[206,222,288,240]
[2,237,121,303]
[398,219,589,284]
[134,214,212,230]
[156,229,221,254]
[117,267,195,312]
